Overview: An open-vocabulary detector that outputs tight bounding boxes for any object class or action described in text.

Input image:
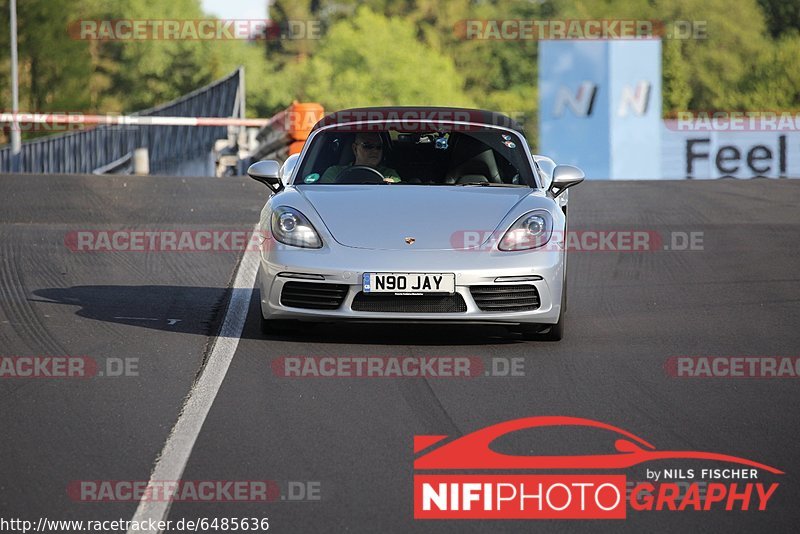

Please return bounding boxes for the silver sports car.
[247,107,583,340]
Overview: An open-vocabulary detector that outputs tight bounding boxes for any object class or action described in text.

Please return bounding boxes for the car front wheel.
[516,273,566,342]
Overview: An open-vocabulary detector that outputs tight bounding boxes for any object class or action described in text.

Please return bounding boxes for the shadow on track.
[32,285,525,345]
[32,285,230,337]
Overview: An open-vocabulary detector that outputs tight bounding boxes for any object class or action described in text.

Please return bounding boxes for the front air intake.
[280,282,349,310]
[469,285,540,312]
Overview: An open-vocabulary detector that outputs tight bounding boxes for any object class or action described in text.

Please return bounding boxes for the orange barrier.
[255,101,324,159]
[273,102,324,155]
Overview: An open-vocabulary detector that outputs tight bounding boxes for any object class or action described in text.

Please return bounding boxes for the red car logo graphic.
[414,416,783,473]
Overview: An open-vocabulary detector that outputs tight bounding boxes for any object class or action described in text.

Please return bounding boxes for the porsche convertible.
[247,107,584,340]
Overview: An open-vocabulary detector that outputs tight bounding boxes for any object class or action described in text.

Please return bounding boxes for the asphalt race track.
[1,174,799,533]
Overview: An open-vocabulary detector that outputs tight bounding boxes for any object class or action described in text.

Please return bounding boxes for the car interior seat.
[446,149,501,184]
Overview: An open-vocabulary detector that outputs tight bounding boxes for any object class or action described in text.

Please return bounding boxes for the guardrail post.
[133,148,150,175]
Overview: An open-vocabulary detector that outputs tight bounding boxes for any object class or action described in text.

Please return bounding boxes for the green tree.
[662,38,691,112]
[362,0,545,130]
[739,33,800,108]
[283,7,472,109]
[756,0,800,38]
[3,0,800,144]
[0,0,93,112]
[559,0,777,111]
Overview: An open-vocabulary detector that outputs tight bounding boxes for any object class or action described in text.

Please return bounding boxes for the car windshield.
[294,126,537,187]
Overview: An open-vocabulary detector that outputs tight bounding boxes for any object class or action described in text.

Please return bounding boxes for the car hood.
[296,185,536,250]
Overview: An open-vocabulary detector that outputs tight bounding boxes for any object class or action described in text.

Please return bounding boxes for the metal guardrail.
[0,68,243,174]
[91,153,133,175]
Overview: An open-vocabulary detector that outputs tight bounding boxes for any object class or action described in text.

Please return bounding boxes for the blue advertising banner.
[539,40,662,179]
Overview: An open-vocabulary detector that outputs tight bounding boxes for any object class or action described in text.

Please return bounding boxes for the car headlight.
[270,206,322,248]
[498,211,553,251]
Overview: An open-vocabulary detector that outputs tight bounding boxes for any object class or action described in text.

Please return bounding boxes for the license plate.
[363,272,455,295]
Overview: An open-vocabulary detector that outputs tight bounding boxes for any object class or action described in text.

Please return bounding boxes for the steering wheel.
[335,165,386,184]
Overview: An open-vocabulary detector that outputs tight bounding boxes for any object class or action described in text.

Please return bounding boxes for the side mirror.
[248,160,282,192]
[279,154,300,187]
[550,164,585,197]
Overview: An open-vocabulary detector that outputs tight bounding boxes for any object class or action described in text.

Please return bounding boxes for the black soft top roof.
[311,106,525,134]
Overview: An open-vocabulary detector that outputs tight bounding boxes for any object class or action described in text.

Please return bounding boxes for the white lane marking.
[127,244,260,534]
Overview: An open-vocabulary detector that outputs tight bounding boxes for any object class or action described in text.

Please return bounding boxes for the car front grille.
[469,285,540,312]
[351,292,467,313]
[280,281,349,310]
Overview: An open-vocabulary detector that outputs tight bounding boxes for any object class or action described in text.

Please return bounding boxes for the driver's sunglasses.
[357,142,383,150]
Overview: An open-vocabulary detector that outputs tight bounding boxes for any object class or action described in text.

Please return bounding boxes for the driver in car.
[320,132,402,183]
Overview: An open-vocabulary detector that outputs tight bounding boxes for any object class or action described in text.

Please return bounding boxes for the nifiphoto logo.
[413,417,782,519]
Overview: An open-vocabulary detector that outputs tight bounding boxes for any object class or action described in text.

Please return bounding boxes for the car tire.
[517,273,566,342]
[517,317,562,342]
[535,313,564,341]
